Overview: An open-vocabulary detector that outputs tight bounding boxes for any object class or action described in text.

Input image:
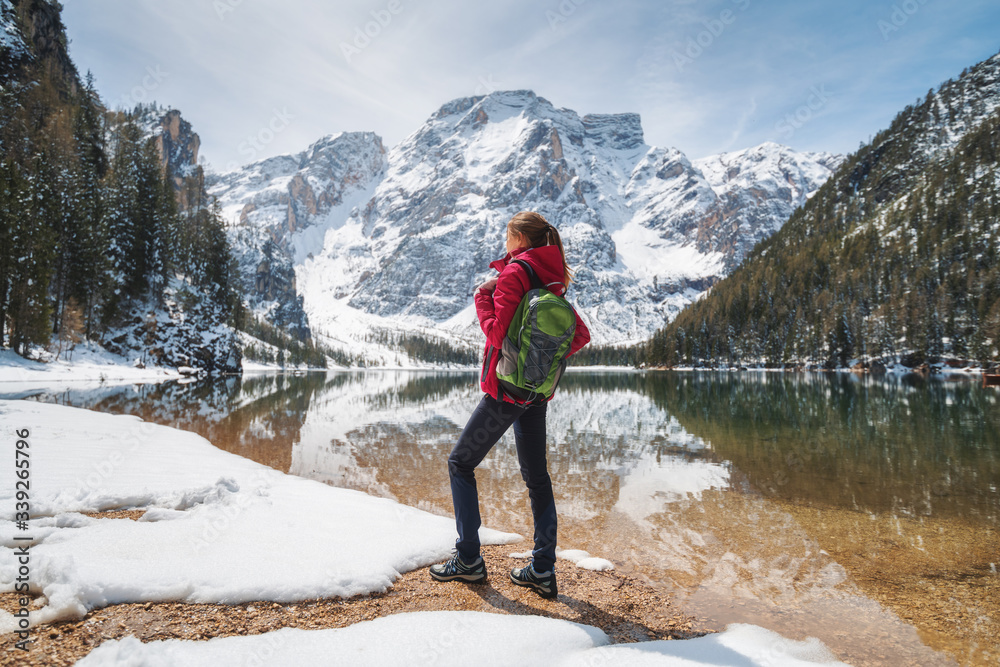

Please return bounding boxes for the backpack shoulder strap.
[510,258,543,291]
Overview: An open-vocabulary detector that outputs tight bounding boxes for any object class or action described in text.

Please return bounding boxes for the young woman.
[429,211,591,599]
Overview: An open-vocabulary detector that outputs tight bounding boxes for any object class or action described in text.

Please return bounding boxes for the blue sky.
[62,0,1000,171]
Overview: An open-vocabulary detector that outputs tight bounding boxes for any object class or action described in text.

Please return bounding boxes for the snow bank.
[0,400,519,630]
[0,345,178,386]
[562,622,850,667]
[76,612,849,667]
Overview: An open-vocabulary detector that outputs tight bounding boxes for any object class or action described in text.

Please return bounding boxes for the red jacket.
[475,245,591,404]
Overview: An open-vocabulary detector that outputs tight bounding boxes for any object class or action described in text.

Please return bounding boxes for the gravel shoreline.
[0,545,713,666]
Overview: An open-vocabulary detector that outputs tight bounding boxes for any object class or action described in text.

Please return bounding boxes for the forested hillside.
[0,0,244,370]
[644,52,1000,369]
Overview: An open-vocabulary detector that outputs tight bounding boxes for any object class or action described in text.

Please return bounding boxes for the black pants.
[447,393,556,573]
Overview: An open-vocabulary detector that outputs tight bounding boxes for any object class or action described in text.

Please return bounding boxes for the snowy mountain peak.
[426,91,644,153]
[208,89,842,362]
[211,131,386,229]
[429,90,552,131]
[302,131,349,158]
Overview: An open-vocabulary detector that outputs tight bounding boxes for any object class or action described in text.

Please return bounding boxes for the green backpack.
[496,259,578,404]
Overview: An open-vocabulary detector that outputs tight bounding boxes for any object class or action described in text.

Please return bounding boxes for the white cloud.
[62,0,1000,168]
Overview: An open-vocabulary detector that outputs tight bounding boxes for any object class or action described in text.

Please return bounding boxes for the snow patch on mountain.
[209,132,386,340]
[911,52,1000,162]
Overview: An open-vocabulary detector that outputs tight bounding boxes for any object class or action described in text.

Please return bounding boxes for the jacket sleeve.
[567,309,591,357]
[475,265,528,348]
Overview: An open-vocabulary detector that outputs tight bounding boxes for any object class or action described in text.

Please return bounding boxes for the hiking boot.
[509,563,558,599]
[429,551,487,583]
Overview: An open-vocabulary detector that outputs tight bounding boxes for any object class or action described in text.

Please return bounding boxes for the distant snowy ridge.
[211,91,840,362]
[692,143,843,269]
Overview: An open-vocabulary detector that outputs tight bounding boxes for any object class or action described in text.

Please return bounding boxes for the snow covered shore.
[0,347,179,386]
[77,612,847,666]
[0,399,848,665]
[0,399,518,628]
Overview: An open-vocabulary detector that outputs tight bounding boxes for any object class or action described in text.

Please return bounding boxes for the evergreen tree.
[101,113,145,323]
[67,74,108,336]
[6,159,55,354]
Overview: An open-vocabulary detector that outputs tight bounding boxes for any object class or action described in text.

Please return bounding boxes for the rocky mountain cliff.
[1,0,78,95]
[211,91,840,361]
[134,105,204,210]
[208,131,387,340]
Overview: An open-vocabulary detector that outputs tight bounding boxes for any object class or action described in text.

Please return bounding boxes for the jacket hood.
[489,245,568,295]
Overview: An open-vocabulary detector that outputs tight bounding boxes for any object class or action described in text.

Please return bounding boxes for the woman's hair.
[507,211,574,285]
